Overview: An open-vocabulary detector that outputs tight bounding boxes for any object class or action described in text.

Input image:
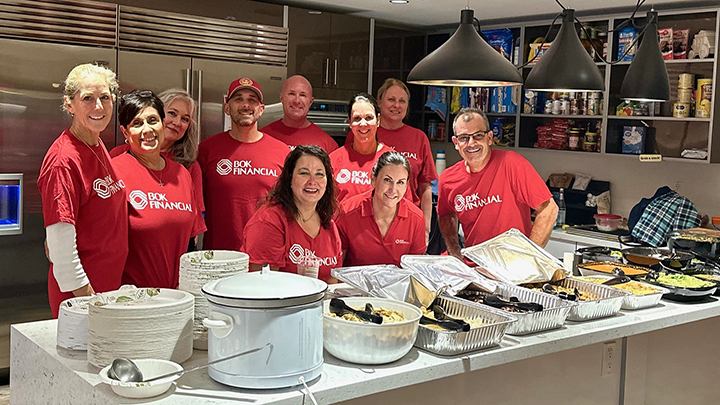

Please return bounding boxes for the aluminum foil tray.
[577,275,669,310]
[414,295,516,356]
[485,283,574,335]
[553,278,628,321]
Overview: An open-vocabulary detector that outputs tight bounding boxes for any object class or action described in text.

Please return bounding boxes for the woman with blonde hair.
[376,78,437,243]
[39,63,128,318]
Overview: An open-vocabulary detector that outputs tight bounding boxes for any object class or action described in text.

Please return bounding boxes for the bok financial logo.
[93,175,124,199]
[454,193,502,212]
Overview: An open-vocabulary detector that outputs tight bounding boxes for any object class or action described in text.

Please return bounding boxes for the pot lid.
[201,265,327,308]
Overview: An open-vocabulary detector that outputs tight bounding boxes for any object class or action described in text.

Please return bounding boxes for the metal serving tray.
[483,283,574,335]
[414,295,516,356]
[577,275,669,310]
[552,278,628,321]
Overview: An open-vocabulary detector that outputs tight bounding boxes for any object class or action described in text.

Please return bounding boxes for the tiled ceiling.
[265,0,715,27]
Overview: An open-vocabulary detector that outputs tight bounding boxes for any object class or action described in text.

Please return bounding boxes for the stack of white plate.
[57,296,92,350]
[178,250,249,349]
[87,287,194,368]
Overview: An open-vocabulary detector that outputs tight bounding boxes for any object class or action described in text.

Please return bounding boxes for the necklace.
[298,210,316,223]
[71,131,111,178]
[128,151,165,187]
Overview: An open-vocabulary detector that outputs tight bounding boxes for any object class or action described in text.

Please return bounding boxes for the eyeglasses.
[454,130,491,144]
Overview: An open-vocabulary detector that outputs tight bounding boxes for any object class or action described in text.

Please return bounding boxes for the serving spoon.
[108,342,274,383]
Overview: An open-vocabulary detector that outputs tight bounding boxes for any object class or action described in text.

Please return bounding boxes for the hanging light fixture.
[524,9,604,91]
[406,9,523,87]
[620,10,670,102]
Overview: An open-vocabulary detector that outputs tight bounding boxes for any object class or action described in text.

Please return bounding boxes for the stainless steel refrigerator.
[0,2,287,374]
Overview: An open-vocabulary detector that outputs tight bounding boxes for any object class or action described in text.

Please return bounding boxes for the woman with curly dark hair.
[242,145,342,282]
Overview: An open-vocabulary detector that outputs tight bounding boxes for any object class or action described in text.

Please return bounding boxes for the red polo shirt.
[242,204,343,282]
[336,191,425,266]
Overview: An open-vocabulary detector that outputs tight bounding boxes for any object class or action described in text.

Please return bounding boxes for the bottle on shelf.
[436,150,446,176]
[580,26,595,59]
[556,188,566,228]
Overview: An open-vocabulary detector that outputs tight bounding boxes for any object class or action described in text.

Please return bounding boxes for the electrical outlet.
[601,341,619,377]
[673,181,682,192]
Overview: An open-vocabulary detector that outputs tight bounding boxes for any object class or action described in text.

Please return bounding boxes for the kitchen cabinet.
[288,7,371,100]
[429,7,720,164]
[373,25,426,129]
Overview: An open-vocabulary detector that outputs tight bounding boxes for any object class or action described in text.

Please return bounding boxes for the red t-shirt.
[197,132,289,251]
[329,144,394,202]
[260,120,338,153]
[110,144,205,213]
[112,153,206,289]
[336,191,425,266]
[377,125,437,206]
[437,149,552,247]
[38,130,128,318]
[242,204,342,282]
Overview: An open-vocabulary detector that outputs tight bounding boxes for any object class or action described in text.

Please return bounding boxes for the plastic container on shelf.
[436,150,446,176]
[593,214,622,231]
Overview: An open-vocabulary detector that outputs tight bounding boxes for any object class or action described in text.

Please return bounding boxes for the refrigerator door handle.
[333,59,338,86]
[325,58,330,86]
[183,69,191,93]
[197,69,203,139]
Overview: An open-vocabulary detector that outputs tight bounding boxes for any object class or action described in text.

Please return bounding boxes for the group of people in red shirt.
[39,63,556,317]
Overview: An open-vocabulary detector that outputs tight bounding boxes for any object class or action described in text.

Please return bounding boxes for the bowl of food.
[643,272,717,302]
[593,214,623,232]
[99,359,182,399]
[323,297,421,365]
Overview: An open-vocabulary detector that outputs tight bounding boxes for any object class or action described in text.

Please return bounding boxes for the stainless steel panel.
[116,50,192,144]
[0,0,116,47]
[192,58,286,140]
[0,38,117,368]
[119,6,287,65]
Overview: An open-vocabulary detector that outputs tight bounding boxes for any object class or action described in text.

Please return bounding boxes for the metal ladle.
[108,342,274,383]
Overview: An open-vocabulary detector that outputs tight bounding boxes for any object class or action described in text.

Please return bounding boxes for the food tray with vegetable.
[414,295,516,356]
[574,275,669,310]
[641,272,717,302]
[454,283,574,335]
[523,278,627,321]
[577,261,649,278]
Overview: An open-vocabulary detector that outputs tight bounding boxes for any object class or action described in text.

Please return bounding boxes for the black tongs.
[329,298,383,324]
[602,267,632,286]
[542,283,579,301]
[482,294,544,312]
[420,305,470,332]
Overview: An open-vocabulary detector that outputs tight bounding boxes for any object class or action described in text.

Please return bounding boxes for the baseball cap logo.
[217,159,232,176]
[454,194,466,212]
[239,77,253,86]
[336,169,352,184]
[129,190,148,210]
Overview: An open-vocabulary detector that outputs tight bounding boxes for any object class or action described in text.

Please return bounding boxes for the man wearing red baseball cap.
[197,77,290,251]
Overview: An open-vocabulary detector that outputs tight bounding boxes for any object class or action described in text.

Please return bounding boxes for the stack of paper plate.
[87,287,194,368]
[57,296,92,350]
[178,250,249,349]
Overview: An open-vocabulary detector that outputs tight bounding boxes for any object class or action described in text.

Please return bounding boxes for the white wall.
[431,142,720,219]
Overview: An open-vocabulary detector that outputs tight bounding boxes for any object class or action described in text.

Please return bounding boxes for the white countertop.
[10,295,720,405]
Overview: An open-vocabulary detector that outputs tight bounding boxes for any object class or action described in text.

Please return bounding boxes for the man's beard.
[232,110,258,127]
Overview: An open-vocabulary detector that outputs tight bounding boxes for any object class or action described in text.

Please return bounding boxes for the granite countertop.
[11,296,720,405]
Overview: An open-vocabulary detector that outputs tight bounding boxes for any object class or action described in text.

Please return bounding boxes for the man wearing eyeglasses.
[437,108,558,259]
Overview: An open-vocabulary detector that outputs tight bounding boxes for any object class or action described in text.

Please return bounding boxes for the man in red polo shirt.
[438,108,558,260]
[197,77,289,251]
[260,75,338,153]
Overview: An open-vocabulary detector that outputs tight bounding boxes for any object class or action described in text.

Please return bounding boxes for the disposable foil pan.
[477,283,575,335]
[414,295,516,356]
[550,278,628,321]
[576,275,669,310]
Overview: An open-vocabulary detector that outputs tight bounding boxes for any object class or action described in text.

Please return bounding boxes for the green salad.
[656,273,716,289]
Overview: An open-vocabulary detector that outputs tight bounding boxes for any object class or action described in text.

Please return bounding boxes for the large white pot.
[201,267,327,389]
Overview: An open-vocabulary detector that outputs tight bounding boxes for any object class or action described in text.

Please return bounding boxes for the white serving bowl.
[99,359,183,399]
[323,297,421,365]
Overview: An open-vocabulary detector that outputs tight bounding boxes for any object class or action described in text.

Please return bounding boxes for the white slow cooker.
[201,266,327,389]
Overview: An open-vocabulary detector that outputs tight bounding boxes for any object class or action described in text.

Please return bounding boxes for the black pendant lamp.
[406,9,523,87]
[524,9,604,91]
[620,11,670,102]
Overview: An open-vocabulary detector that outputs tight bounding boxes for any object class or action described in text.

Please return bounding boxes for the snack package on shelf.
[673,28,689,59]
[658,27,674,60]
